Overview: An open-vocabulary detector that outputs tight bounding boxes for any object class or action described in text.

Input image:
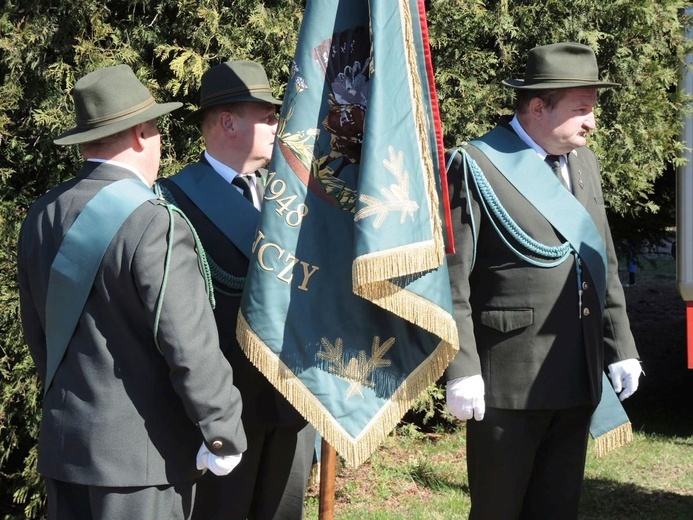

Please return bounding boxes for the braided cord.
[446,148,479,270]
[151,191,217,352]
[461,149,573,267]
[206,254,245,295]
[457,148,584,315]
[155,181,245,295]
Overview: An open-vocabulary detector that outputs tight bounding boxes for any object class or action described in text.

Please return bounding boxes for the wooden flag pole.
[318,438,336,520]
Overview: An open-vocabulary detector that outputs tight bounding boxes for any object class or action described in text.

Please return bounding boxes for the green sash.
[471,125,607,312]
[469,127,632,454]
[44,179,156,394]
[168,163,259,259]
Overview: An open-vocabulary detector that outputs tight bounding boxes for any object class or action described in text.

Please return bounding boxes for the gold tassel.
[593,422,633,457]
[237,311,457,468]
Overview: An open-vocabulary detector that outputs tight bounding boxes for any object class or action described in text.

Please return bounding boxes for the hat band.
[528,74,600,82]
[76,96,157,129]
[201,84,274,105]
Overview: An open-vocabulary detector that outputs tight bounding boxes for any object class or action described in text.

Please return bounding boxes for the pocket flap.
[479,309,534,333]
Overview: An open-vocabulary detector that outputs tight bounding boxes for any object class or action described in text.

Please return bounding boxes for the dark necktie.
[545,154,567,189]
[231,175,253,203]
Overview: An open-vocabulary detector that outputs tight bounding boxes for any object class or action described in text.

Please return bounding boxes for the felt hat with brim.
[54,64,182,146]
[502,42,619,90]
[184,60,282,125]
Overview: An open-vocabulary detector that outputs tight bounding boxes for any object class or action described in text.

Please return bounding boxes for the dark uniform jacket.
[158,160,306,428]
[17,161,246,487]
[444,122,639,410]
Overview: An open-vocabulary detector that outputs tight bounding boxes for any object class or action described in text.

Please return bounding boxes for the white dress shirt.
[204,151,261,209]
[509,115,572,192]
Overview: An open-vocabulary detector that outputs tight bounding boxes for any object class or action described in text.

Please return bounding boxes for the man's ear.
[528,97,545,120]
[133,123,147,150]
[219,111,235,133]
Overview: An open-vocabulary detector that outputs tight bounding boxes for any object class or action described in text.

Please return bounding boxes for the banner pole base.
[318,439,336,520]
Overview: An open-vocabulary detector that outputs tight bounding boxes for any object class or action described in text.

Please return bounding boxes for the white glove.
[446,375,485,421]
[196,442,242,476]
[608,359,643,401]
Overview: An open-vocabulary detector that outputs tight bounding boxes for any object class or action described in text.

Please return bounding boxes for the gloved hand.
[446,375,485,421]
[196,442,242,476]
[608,358,643,401]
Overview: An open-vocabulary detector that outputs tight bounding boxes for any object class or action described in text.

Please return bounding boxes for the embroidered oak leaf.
[354,146,419,228]
[317,336,394,399]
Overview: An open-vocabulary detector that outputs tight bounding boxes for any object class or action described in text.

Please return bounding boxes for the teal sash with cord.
[466,126,633,454]
[471,125,607,312]
[168,163,259,259]
[44,179,157,394]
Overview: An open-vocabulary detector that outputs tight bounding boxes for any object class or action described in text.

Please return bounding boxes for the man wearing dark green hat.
[157,60,316,520]
[443,42,642,518]
[17,64,246,519]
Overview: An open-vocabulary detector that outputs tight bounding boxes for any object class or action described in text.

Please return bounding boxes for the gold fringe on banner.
[593,422,633,458]
[237,312,457,468]
[400,0,445,262]
[352,239,442,285]
[351,3,446,289]
[352,1,456,346]
[354,277,459,347]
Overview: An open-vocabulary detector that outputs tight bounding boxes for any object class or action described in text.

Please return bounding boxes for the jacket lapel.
[567,150,591,208]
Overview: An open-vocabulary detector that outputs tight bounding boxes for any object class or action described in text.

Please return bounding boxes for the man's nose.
[584,113,596,130]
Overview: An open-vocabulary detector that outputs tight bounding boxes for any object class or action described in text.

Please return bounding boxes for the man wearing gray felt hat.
[444,42,641,519]
[19,64,246,520]
[158,59,316,520]
[183,59,282,125]
[501,41,620,91]
[53,64,183,146]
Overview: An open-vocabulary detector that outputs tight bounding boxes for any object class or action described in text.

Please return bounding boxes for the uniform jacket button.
[583,307,590,317]
[212,440,223,449]
[582,281,589,291]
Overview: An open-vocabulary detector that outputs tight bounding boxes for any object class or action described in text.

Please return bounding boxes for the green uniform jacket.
[18,161,246,487]
[158,161,306,428]
[444,123,639,409]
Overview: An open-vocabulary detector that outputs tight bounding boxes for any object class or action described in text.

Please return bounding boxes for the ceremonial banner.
[237,0,459,466]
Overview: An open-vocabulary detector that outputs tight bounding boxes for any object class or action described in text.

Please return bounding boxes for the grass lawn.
[304,253,693,519]
[304,428,693,519]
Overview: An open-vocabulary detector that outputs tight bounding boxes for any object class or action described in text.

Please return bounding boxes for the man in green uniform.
[444,43,642,519]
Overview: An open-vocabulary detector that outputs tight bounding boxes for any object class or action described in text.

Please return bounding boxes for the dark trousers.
[46,477,195,520]
[192,421,316,520]
[466,405,595,520]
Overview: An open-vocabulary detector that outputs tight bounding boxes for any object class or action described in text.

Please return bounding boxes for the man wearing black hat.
[158,60,316,520]
[17,64,246,519]
[443,43,642,518]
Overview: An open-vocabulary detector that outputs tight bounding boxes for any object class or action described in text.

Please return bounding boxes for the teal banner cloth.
[238,0,458,467]
[45,179,155,393]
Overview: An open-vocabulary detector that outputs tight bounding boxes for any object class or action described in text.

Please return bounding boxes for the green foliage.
[428,0,691,250]
[399,382,458,437]
[0,1,690,517]
[0,1,305,517]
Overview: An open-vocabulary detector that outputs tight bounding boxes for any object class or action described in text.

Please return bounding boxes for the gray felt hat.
[54,64,182,146]
[184,60,282,125]
[502,42,620,90]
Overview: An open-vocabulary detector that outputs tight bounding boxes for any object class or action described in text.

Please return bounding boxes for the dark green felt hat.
[502,42,619,90]
[184,60,282,125]
[54,64,182,146]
